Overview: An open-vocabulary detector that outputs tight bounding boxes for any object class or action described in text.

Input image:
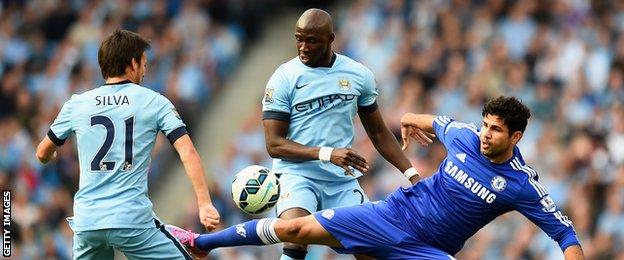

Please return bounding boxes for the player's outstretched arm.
[359,108,418,182]
[400,113,437,150]
[263,119,369,174]
[36,136,58,164]
[173,135,220,231]
[563,245,585,260]
[514,175,584,260]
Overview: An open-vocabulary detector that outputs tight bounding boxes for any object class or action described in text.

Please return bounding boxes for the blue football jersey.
[261,54,378,181]
[384,116,580,255]
[48,81,187,231]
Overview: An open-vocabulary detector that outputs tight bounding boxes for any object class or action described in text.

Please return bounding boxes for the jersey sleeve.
[432,116,479,147]
[357,67,378,112]
[262,67,291,121]
[48,97,75,146]
[156,95,187,144]
[513,174,580,251]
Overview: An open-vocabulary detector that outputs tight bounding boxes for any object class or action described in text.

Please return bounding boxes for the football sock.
[280,248,308,260]
[194,218,281,251]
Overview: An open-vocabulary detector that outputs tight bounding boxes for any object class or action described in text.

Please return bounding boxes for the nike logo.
[295,83,310,89]
[260,182,276,202]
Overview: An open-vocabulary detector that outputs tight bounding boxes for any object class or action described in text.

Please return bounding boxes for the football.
[231,165,280,215]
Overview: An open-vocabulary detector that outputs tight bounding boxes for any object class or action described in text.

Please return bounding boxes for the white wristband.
[403,167,420,180]
[319,147,334,163]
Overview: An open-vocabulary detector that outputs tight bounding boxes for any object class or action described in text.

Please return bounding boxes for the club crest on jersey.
[491,176,507,192]
[264,88,274,103]
[338,79,350,90]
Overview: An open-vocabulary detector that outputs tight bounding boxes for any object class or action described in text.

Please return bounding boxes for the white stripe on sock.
[256,218,281,245]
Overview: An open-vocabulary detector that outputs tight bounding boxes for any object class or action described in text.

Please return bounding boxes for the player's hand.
[198,203,220,232]
[401,126,435,150]
[330,148,369,175]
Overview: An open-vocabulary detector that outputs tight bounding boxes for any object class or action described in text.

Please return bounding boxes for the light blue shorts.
[275,173,368,216]
[71,219,192,260]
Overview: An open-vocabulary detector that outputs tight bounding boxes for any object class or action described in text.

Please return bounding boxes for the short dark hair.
[482,96,531,135]
[98,29,150,79]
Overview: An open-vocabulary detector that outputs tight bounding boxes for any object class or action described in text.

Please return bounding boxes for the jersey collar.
[104,80,134,85]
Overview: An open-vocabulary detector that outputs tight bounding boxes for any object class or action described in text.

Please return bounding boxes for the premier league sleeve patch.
[540,195,556,212]
[264,88,274,103]
[171,108,181,119]
[321,209,335,220]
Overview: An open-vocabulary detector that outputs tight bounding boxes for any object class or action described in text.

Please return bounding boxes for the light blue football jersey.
[48,81,187,231]
[262,54,378,181]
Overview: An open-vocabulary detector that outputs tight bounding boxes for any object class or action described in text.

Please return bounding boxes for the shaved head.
[296,8,333,34]
[294,8,335,67]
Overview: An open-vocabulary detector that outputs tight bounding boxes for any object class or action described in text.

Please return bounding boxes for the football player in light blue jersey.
[166,96,584,260]
[36,29,220,259]
[260,8,416,260]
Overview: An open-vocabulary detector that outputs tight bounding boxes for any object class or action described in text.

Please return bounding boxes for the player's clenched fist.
[330,148,369,175]
[199,203,220,231]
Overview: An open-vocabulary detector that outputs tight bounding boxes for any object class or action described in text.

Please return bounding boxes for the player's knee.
[275,219,310,243]
[275,219,299,240]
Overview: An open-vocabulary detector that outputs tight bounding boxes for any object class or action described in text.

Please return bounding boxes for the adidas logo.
[456,153,467,163]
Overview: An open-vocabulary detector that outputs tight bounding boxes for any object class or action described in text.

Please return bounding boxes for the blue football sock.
[194,218,281,251]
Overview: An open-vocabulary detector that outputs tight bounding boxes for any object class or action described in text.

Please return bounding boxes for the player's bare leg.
[275,215,376,259]
[279,208,314,259]
[274,214,342,247]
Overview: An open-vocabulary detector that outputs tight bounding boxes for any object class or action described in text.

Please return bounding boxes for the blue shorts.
[70,218,192,260]
[276,174,367,216]
[313,201,455,260]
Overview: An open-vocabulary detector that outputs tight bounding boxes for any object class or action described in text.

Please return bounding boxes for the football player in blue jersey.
[258,8,415,260]
[167,96,584,259]
[36,29,220,259]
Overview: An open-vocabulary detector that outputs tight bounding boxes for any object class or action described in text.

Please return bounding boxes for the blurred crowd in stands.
[2,0,624,259]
